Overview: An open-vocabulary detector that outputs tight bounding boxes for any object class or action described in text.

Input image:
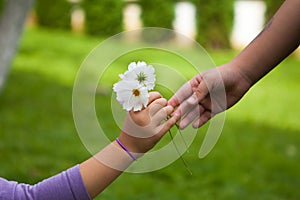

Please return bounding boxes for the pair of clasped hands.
[120,66,249,155]
[84,1,300,196]
[119,0,300,155]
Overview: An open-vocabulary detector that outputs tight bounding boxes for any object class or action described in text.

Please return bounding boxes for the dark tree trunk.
[0,0,34,93]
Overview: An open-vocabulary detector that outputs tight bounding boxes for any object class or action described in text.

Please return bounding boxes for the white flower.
[113,61,155,111]
[122,61,156,90]
[113,79,149,111]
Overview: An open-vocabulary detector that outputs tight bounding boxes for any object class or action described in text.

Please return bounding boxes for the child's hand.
[118,92,178,154]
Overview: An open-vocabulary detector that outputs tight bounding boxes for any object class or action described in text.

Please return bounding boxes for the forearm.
[79,94,176,198]
[79,141,137,198]
[231,0,300,85]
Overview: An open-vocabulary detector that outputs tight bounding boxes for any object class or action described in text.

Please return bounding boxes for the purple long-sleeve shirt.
[0,165,91,200]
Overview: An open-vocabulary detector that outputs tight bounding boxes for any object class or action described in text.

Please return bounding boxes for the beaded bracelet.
[116,138,137,161]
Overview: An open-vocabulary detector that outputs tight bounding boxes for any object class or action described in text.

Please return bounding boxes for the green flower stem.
[168,128,192,175]
[175,123,189,153]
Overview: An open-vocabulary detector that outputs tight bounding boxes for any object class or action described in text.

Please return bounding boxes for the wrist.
[216,62,253,106]
[115,137,138,161]
[115,133,145,157]
[224,60,254,89]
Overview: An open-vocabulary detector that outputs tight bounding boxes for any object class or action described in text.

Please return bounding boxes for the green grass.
[0,27,300,199]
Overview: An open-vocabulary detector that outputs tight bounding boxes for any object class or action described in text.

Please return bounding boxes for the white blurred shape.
[231,0,266,49]
[123,3,142,31]
[71,7,84,33]
[173,2,196,40]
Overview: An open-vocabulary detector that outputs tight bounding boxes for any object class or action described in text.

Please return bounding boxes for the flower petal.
[113,79,149,111]
[123,63,156,90]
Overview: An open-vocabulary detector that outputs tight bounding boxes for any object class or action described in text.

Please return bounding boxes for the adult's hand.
[168,64,251,129]
[169,0,300,129]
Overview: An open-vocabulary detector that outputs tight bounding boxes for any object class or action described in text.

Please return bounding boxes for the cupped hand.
[119,92,179,153]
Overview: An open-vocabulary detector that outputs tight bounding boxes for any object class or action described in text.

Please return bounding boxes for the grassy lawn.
[0,27,300,199]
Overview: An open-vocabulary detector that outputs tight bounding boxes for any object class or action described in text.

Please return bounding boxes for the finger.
[168,81,193,108]
[149,98,167,116]
[148,92,162,105]
[172,98,197,119]
[152,105,174,125]
[192,110,213,128]
[156,114,179,139]
[186,79,209,106]
[171,76,208,117]
[179,104,204,129]
[199,96,212,112]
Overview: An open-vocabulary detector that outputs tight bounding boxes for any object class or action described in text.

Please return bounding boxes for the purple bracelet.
[116,138,137,161]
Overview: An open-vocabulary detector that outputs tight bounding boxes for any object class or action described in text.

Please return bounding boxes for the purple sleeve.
[0,165,91,200]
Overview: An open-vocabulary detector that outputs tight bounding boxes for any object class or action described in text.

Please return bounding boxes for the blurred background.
[0,0,299,199]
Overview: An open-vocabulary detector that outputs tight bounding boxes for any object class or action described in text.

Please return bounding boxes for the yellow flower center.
[132,89,140,96]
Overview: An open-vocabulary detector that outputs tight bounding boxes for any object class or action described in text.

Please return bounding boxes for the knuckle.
[164,106,173,114]
[161,98,167,105]
[150,91,162,98]
[154,98,167,106]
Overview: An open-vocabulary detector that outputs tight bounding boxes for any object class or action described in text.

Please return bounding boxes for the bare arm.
[232,0,300,85]
[79,92,177,198]
[169,0,300,129]
[0,93,176,200]
[79,142,130,198]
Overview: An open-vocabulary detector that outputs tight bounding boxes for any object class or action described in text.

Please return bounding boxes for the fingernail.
[179,122,186,130]
[187,96,197,104]
[192,121,201,129]
[166,105,174,112]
